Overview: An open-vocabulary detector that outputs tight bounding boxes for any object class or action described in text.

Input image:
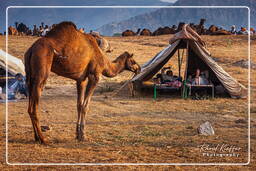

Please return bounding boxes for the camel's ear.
[130,53,134,58]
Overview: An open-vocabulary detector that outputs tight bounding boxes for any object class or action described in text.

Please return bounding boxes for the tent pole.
[184,41,189,80]
[181,49,185,65]
[178,49,181,78]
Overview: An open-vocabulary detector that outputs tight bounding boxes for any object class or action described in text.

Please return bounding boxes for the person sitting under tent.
[188,68,210,85]
[0,86,5,100]
[3,73,28,100]
[154,67,182,88]
[156,67,177,83]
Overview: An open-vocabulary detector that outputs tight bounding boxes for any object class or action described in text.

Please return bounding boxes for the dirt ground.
[0,34,255,170]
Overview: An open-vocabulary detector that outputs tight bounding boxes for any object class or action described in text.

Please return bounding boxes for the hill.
[0,0,172,33]
[97,0,255,35]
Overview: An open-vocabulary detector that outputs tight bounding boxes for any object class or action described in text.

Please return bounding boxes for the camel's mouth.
[134,64,141,75]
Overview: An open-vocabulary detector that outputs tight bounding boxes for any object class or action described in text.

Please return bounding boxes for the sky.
[160,0,178,3]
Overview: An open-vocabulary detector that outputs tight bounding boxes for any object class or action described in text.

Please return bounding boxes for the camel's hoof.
[76,135,85,142]
[36,138,48,145]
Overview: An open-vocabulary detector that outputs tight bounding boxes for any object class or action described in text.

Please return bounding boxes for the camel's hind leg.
[27,52,52,144]
[28,81,46,144]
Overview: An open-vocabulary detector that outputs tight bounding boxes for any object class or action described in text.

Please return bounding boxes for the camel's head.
[123,52,141,75]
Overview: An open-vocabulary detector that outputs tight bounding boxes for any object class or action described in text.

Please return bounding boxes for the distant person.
[32,25,39,36]
[238,27,247,35]
[230,25,236,34]
[250,28,255,35]
[79,28,85,33]
[39,26,44,36]
[42,25,49,36]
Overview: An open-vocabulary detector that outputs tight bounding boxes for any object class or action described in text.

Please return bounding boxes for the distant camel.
[16,22,31,35]
[206,25,231,35]
[24,22,141,144]
[122,28,140,36]
[210,29,232,35]
[140,28,152,36]
[153,26,175,36]
[207,25,218,34]
[122,30,135,36]
[8,26,19,35]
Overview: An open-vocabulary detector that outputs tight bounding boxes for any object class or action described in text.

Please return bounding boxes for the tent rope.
[109,73,135,97]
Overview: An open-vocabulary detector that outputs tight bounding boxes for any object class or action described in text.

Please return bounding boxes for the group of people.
[230,25,255,35]
[32,23,51,36]
[155,67,210,87]
[155,67,182,88]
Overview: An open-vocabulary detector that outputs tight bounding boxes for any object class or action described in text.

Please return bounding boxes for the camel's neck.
[102,55,126,78]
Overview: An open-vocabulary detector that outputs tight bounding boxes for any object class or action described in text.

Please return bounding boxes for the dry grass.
[0,34,255,170]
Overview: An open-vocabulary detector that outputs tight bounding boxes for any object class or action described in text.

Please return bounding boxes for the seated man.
[0,86,5,100]
[155,67,182,88]
[3,73,28,100]
[156,67,176,83]
[191,69,209,85]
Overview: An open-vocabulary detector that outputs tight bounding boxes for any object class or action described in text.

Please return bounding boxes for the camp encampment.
[0,49,25,85]
[129,24,247,99]
[0,49,27,100]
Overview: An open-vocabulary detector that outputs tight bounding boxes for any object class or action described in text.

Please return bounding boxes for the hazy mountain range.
[97,0,256,35]
[1,0,255,36]
[0,0,173,33]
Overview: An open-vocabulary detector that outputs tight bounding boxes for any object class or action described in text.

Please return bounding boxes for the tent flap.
[0,49,25,75]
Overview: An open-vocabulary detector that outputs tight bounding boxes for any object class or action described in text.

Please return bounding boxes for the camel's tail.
[24,47,33,96]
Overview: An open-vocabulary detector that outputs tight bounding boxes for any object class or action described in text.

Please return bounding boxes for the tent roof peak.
[169,24,206,47]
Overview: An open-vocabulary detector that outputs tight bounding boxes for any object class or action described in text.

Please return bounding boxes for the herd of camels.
[24,21,141,144]
[7,19,242,37]
[122,19,235,36]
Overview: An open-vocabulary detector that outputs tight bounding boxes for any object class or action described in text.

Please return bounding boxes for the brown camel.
[210,29,232,35]
[207,25,218,34]
[122,30,136,36]
[140,28,152,36]
[24,21,141,144]
[153,26,175,36]
[121,28,140,36]
[8,26,19,35]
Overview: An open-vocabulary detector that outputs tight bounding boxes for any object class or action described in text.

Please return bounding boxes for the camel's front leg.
[77,74,99,141]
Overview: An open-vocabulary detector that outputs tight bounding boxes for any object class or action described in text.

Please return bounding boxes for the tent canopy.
[0,49,25,76]
[132,24,247,98]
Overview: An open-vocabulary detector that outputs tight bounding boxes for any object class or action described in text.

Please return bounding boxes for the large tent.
[0,49,25,87]
[131,24,247,98]
[0,49,25,76]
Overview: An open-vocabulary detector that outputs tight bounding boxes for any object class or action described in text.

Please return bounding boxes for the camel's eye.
[131,60,136,65]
